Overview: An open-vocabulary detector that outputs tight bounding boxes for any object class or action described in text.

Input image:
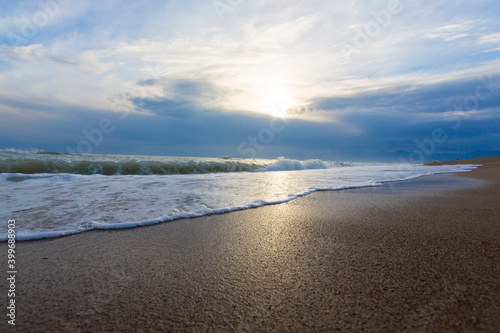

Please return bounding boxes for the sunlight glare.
[263,86,294,118]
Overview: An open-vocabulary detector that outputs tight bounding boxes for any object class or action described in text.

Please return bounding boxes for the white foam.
[0,163,479,241]
[0,148,39,153]
[260,157,340,171]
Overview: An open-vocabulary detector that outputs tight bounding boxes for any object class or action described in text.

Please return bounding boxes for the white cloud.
[1,0,499,122]
[244,15,317,50]
[0,44,43,63]
[424,20,478,41]
[478,32,500,44]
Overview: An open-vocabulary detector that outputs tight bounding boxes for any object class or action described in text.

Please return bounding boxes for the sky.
[0,0,499,162]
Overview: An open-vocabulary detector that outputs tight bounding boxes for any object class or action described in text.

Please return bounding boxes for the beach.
[1,157,499,332]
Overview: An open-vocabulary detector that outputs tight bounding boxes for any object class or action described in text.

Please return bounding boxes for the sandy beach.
[1,157,499,332]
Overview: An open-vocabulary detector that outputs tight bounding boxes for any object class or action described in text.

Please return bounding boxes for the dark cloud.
[0,95,57,114]
[312,73,500,115]
[48,56,80,66]
[170,79,220,98]
[137,79,157,86]
[1,72,499,162]
[131,76,231,118]
[131,97,196,118]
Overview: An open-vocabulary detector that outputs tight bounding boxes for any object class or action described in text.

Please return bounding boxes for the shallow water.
[0,150,478,240]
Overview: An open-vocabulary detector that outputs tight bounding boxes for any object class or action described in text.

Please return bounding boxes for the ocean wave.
[0,158,266,176]
[0,151,351,176]
[0,148,39,154]
[260,157,347,171]
[0,163,480,241]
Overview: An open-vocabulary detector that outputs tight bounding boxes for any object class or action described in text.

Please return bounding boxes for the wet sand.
[1,157,499,332]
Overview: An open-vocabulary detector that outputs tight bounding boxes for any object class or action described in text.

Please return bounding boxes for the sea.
[0,149,478,241]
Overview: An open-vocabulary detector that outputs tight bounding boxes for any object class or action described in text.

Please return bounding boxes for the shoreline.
[1,161,481,243]
[1,157,499,331]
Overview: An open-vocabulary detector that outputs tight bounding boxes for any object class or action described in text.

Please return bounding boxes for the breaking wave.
[0,152,350,176]
[261,157,348,171]
[0,158,267,176]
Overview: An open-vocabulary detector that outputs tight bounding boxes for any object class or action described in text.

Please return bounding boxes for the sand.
[1,157,499,332]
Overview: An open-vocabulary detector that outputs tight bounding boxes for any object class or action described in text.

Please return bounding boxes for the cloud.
[0,44,43,63]
[1,0,499,161]
[424,21,478,41]
[244,15,317,50]
[310,72,500,118]
[129,75,238,117]
[478,32,500,44]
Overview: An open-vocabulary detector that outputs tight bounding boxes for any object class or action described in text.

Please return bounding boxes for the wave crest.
[260,157,344,172]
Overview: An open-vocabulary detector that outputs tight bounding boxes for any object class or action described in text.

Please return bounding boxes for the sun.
[263,87,294,118]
